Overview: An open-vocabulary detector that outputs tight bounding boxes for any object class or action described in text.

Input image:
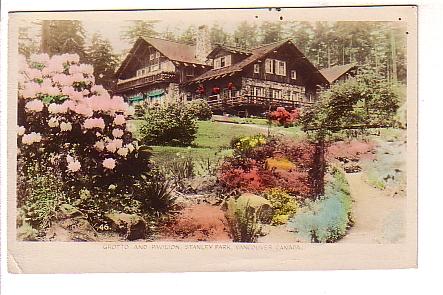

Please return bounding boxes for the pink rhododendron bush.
[16,53,168,240]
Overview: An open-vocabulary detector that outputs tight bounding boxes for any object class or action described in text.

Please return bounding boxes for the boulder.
[105,213,147,241]
[46,204,98,242]
[234,193,273,224]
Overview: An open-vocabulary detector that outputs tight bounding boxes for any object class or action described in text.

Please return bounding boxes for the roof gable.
[115,37,208,78]
[319,64,357,83]
[188,39,329,85]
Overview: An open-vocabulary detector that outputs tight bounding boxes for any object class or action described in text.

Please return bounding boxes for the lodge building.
[114,25,346,115]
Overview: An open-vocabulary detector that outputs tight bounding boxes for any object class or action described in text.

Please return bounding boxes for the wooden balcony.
[206,94,314,111]
[116,71,177,93]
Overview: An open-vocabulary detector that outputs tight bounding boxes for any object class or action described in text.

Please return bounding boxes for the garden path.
[339,172,406,244]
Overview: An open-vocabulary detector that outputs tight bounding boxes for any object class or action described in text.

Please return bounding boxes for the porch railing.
[206,94,314,110]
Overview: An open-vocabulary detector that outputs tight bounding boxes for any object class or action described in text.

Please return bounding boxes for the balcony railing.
[116,71,177,92]
[206,94,314,110]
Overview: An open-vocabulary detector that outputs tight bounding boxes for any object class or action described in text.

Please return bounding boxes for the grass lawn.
[131,119,306,169]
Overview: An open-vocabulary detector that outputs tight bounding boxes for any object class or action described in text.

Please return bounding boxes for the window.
[185,67,194,77]
[271,89,282,100]
[254,64,260,74]
[150,64,159,71]
[155,51,160,58]
[291,70,297,80]
[136,69,142,77]
[275,60,286,76]
[214,58,221,69]
[253,86,265,97]
[150,53,155,60]
[214,55,231,69]
[265,59,274,74]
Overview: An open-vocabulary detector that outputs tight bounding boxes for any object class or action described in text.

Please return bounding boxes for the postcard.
[7,6,417,273]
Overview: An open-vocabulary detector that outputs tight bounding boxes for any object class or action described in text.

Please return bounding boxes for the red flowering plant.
[17,53,160,231]
[268,107,301,127]
[219,135,316,198]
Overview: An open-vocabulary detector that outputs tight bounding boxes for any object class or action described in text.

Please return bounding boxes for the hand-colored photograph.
[13,8,410,247]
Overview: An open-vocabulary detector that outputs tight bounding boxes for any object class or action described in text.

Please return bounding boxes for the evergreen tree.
[260,21,285,44]
[121,20,159,44]
[41,20,86,61]
[233,21,259,49]
[86,33,119,90]
[209,23,230,45]
[178,26,196,44]
[19,26,39,58]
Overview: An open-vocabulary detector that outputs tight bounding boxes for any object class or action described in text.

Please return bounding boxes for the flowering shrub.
[268,107,300,127]
[263,188,298,225]
[17,53,162,232]
[327,140,376,162]
[229,134,267,154]
[219,137,316,198]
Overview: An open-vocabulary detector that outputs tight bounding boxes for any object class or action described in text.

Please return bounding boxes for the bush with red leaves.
[160,204,231,242]
[327,140,376,162]
[269,107,301,127]
[218,137,316,198]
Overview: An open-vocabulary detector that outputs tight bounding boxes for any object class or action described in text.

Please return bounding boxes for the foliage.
[121,20,159,43]
[268,107,300,127]
[233,21,259,49]
[362,140,406,196]
[138,103,197,146]
[19,26,39,58]
[210,24,231,45]
[263,188,299,225]
[219,137,316,197]
[17,166,66,232]
[327,139,376,162]
[162,204,231,241]
[301,68,401,134]
[16,53,161,231]
[184,99,212,120]
[225,196,268,242]
[85,33,119,90]
[41,20,87,61]
[230,134,267,154]
[133,173,177,216]
[288,167,353,242]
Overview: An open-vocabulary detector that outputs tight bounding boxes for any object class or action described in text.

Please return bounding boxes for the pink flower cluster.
[25,99,44,112]
[22,132,42,145]
[18,53,138,174]
[83,118,106,130]
[66,155,81,172]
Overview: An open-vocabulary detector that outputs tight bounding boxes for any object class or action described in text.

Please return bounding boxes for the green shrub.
[18,169,66,232]
[185,99,212,120]
[288,167,353,243]
[139,103,197,146]
[133,173,177,216]
[225,194,271,242]
[263,188,298,225]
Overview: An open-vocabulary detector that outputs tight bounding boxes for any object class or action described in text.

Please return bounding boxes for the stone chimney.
[195,25,211,64]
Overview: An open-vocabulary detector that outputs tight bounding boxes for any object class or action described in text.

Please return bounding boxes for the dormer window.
[150,53,155,60]
[214,55,231,69]
[254,64,260,74]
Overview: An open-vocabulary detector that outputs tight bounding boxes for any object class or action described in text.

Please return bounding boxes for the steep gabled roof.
[115,37,209,77]
[206,44,252,59]
[319,63,358,84]
[187,39,329,85]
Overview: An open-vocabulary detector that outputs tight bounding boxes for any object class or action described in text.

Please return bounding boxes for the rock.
[235,193,273,224]
[46,204,98,242]
[105,213,147,241]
